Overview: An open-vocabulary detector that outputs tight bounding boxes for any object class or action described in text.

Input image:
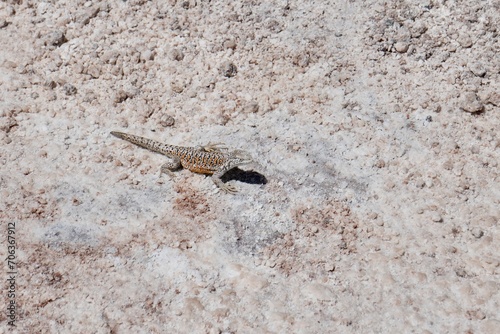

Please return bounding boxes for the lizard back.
[180,150,228,174]
[111,131,228,174]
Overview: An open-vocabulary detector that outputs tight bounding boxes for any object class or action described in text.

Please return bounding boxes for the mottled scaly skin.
[110,131,252,193]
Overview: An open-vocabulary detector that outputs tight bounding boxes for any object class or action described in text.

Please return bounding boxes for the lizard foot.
[219,182,238,194]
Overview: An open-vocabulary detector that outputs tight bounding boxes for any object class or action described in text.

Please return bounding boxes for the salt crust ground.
[0,0,498,333]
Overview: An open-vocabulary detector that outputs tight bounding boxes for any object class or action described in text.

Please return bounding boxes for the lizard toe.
[220,183,238,194]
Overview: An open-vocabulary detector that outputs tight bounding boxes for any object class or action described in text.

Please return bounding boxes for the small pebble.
[221,61,237,78]
[294,53,310,67]
[159,115,175,127]
[460,92,483,113]
[171,80,185,93]
[484,91,499,106]
[86,64,101,78]
[102,50,120,64]
[455,268,467,278]
[457,33,473,48]
[431,213,443,223]
[140,49,154,62]
[410,22,427,38]
[5,6,15,16]
[45,30,66,46]
[470,227,484,239]
[76,7,100,25]
[415,179,425,188]
[114,90,128,103]
[223,39,236,50]
[63,83,77,96]
[394,42,409,53]
[325,262,335,272]
[469,62,486,77]
[242,102,259,113]
[170,49,184,61]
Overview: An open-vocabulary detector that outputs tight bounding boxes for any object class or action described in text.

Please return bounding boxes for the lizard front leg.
[212,169,238,194]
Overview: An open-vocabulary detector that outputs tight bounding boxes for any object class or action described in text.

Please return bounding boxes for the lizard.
[110,131,253,194]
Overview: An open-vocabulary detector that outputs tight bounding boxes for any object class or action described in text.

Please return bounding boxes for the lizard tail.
[110,131,174,155]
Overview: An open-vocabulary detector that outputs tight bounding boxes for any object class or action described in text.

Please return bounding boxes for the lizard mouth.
[232,150,253,165]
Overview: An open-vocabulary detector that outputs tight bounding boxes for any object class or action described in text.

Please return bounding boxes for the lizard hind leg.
[160,157,182,178]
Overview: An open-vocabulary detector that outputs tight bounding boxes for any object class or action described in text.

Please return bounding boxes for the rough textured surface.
[1,0,498,333]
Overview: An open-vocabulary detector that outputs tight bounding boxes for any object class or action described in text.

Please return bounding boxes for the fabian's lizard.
[110,131,252,193]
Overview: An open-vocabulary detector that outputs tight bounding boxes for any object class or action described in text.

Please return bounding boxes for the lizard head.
[230,150,253,166]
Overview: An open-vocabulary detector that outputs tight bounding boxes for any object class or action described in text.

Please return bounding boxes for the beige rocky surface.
[1,0,499,333]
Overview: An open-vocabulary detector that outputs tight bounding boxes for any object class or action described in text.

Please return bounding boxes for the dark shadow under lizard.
[221,167,268,186]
